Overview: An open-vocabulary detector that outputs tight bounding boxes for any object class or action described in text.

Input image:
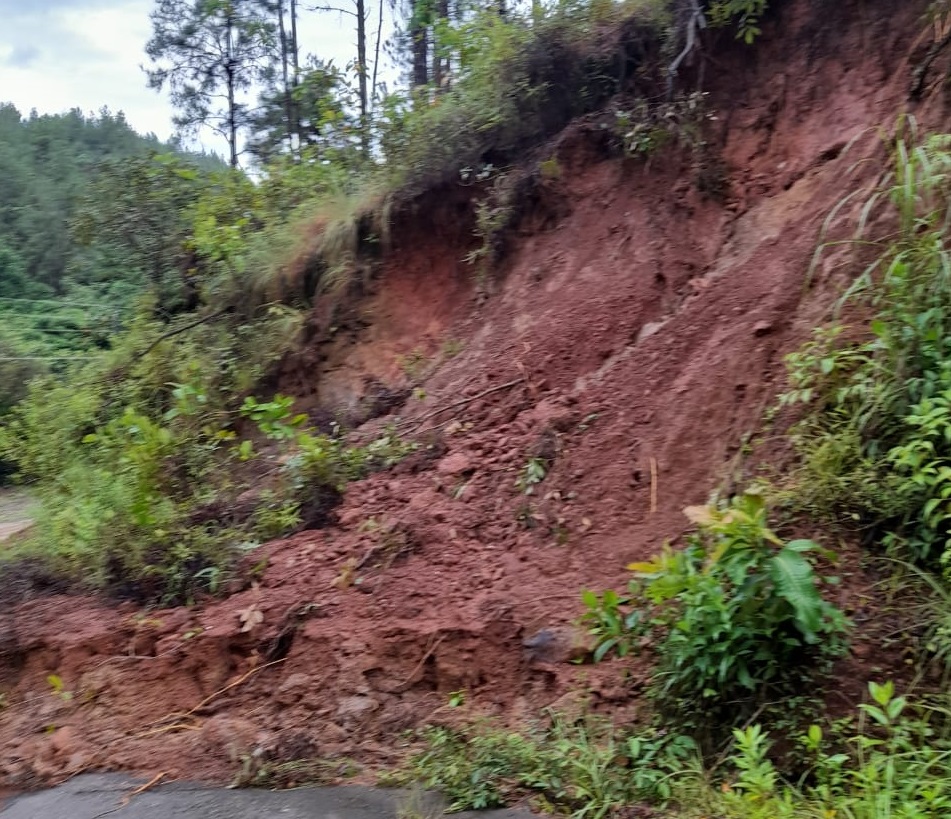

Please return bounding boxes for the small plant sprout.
[516,457,547,495]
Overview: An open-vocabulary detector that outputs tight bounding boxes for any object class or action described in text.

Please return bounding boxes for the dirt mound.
[0,0,947,790]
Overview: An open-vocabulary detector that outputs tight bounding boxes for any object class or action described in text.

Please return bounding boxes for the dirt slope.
[1,0,947,791]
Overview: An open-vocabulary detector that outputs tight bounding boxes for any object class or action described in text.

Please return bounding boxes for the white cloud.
[0,0,170,137]
[0,0,399,159]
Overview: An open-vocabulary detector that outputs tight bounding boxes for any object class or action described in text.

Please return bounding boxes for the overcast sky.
[0,0,395,156]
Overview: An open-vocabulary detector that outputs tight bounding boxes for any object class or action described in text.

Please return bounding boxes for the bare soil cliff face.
[1,0,947,791]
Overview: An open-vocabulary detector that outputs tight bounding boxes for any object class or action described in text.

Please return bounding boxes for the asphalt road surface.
[1,774,536,819]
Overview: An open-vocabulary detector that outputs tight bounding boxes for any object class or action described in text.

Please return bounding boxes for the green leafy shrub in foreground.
[396,684,951,819]
[583,493,848,733]
[399,717,698,815]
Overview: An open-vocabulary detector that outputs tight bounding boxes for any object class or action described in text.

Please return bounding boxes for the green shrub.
[783,128,951,572]
[0,306,413,602]
[697,682,951,819]
[400,717,699,816]
[584,493,848,733]
[708,0,769,43]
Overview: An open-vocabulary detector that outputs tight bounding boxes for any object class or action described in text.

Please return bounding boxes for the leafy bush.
[400,717,698,816]
[397,686,951,819]
[380,2,667,197]
[0,307,413,602]
[697,682,951,819]
[584,493,848,733]
[708,0,769,43]
[783,128,951,572]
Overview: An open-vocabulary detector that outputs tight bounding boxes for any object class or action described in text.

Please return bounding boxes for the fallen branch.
[395,634,446,692]
[120,772,167,806]
[141,658,285,730]
[134,720,202,739]
[397,378,525,433]
[89,771,168,819]
[142,307,231,356]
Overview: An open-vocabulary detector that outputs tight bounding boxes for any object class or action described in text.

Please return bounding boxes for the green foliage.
[247,59,365,171]
[614,92,711,159]
[584,493,848,733]
[515,456,547,495]
[145,0,276,167]
[72,151,210,308]
[708,0,769,43]
[0,306,413,602]
[401,717,699,815]
[463,172,517,277]
[0,104,221,305]
[579,588,647,662]
[396,689,951,819]
[381,1,661,196]
[695,682,951,819]
[240,394,307,440]
[409,724,543,811]
[784,128,951,572]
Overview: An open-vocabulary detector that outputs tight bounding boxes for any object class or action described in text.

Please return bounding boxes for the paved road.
[1,774,536,819]
[0,489,34,543]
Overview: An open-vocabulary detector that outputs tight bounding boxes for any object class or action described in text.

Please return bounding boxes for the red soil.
[0,0,947,791]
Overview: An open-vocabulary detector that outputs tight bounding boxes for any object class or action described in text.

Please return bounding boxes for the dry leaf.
[332,557,359,589]
[238,605,264,633]
[683,505,715,525]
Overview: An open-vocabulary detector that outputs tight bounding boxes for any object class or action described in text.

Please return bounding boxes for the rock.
[436,452,475,476]
[523,626,595,664]
[275,672,312,706]
[753,320,774,336]
[198,715,267,757]
[49,726,80,756]
[335,695,379,722]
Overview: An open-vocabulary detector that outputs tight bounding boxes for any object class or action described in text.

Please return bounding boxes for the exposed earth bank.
[1,0,948,793]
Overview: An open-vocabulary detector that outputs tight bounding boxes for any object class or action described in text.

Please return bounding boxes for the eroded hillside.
[1,0,947,793]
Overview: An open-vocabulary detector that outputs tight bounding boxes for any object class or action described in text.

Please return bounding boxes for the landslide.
[0,0,947,792]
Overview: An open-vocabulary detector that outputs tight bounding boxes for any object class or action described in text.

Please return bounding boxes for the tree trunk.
[410,0,428,88]
[225,10,238,167]
[371,0,384,103]
[356,0,369,156]
[433,0,448,90]
[275,0,294,155]
[290,0,301,142]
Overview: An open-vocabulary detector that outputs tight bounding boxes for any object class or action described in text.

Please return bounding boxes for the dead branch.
[667,0,707,100]
[396,377,525,434]
[142,307,231,356]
